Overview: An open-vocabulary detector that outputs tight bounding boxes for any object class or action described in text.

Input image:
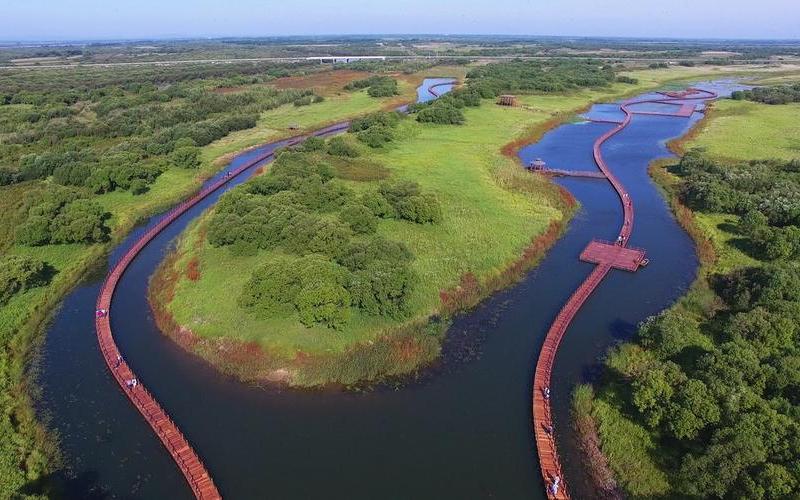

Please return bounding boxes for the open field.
[689,99,800,161]
[165,101,565,361]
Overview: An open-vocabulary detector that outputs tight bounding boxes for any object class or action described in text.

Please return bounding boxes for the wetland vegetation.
[580,81,800,499]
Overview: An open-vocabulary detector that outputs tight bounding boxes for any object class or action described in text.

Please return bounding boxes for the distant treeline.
[733,84,800,105]
[406,59,621,125]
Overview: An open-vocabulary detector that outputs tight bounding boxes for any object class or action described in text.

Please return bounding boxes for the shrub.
[52,162,91,186]
[416,103,465,125]
[356,126,395,148]
[0,255,51,305]
[327,136,360,157]
[395,194,443,224]
[349,112,401,132]
[50,199,110,243]
[296,282,351,329]
[240,254,352,328]
[617,76,639,84]
[339,204,377,234]
[282,213,352,257]
[348,260,415,317]
[379,180,442,223]
[16,216,52,246]
[170,146,201,169]
[345,76,398,97]
[0,166,20,186]
[359,190,395,218]
[337,236,413,271]
[17,196,110,245]
[130,178,149,195]
[298,136,326,152]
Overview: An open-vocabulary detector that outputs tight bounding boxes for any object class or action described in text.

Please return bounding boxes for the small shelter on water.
[529,158,547,171]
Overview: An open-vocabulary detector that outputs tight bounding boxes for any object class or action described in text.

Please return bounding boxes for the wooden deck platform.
[580,240,647,272]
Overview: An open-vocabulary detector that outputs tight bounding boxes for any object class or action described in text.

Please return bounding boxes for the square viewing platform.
[580,239,647,272]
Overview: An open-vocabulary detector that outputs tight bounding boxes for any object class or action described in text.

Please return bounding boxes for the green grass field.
[684,97,800,274]
[690,99,800,161]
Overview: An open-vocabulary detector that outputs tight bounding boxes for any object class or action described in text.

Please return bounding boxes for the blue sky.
[2,0,799,41]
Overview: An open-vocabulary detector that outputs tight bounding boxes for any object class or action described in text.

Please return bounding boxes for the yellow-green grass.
[203,87,415,161]
[689,99,800,161]
[167,103,564,358]
[693,212,760,273]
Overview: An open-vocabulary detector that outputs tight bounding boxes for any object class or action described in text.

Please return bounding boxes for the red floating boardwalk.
[95,122,350,499]
[427,80,456,97]
[580,240,647,272]
[531,86,717,499]
[631,103,696,118]
[537,168,607,179]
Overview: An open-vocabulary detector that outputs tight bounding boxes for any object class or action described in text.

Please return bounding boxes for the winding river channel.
[37,79,742,499]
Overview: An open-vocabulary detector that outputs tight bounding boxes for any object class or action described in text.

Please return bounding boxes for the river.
[36,79,742,499]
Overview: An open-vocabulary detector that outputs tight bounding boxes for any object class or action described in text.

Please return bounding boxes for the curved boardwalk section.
[95,123,349,499]
[532,88,717,499]
[427,79,456,97]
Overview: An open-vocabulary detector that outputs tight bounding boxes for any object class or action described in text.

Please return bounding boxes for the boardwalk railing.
[94,122,350,499]
[531,87,718,499]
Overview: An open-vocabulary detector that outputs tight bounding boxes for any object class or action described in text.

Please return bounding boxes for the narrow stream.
[36,80,741,499]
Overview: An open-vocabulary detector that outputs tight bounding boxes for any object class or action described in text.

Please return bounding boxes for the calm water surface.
[36,80,742,499]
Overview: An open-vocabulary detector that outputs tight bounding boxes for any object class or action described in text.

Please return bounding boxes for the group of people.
[541,385,563,496]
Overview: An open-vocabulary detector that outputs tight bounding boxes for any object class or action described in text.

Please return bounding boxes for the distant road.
[0,54,786,70]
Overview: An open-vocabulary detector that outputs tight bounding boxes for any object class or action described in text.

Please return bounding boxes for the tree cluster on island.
[732,84,800,105]
[344,75,399,97]
[206,131,442,329]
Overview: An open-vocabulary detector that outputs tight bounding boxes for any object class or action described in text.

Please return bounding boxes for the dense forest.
[592,153,800,498]
[733,84,800,104]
